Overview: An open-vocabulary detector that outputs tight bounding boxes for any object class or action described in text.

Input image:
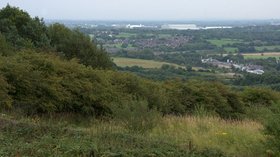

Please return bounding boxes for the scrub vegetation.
[0,5,280,157]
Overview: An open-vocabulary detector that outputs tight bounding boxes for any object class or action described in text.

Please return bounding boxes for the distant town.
[46,19,280,30]
[201,58,264,75]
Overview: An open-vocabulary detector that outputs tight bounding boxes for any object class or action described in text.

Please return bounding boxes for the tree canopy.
[0,5,49,49]
[0,5,113,69]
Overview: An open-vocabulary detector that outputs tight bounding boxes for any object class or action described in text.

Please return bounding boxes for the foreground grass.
[151,116,265,157]
[0,113,265,157]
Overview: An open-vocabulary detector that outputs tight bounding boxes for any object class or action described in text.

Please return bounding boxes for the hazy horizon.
[1,0,280,21]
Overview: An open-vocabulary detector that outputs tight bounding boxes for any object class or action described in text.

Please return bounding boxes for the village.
[201,58,265,75]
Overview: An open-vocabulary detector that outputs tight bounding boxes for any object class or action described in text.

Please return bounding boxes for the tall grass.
[0,113,266,157]
[150,116,265,157]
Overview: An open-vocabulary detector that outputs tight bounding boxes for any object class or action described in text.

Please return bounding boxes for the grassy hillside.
[0,113,265,157]
[1,5,280,157]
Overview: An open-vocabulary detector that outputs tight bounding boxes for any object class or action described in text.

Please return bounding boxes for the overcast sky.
[0,0,279,20]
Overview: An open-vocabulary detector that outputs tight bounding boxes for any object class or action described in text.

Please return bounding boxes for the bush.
[163,80,245,119]
[112,100,162,133]
[245,106,274,123]
[0,5,50,49]
[264,102,280,156]
[242,87,279,106]
[0,51,114,115]
[0,75,12,110]
[0,51,279,121]
[48,23,113,69]
[0,33,13,56]
[0,51,166,117]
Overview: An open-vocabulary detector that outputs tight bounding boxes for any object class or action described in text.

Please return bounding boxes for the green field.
[115,32,137,38]
[242,52,280,59]
[255,45,280,51]
[224,47,238,53]
[208,38,243,47]
[158,33,172,38]
[113,43,123,48]
[112,57,185,69]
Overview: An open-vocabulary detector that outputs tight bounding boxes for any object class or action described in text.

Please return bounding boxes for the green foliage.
[0,4,278,118]
[0,33,13,56]
[1,5,279,157]
[193,105,217,118]
[242,87,279,106]
[245,106,274,123]
[264,102,280,156]
[0,115,229,157]
[112,100,161,133]
[0,50,278,120]
[0,51,165,117]
[0,5,49,49]
[0,119,97,157]
[0,51,114,115]
[0,5,113,69]
[162,80,245,119]
[0,75,12,110]
[48,23,113,69]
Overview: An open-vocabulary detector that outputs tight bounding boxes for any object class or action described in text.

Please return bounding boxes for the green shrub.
[163,80,245,119]
[193,105,218,118]
[264,102,280,156]
[242,87,279,106]
[0,50,279,121]
[245,106,273,123]
[0,51,167,117]
[112,100,162,134]
[0,75,12,110]
[0,51,114,115]
[48,23,113,69]
[0,33,13,56]
[0,5,50,49]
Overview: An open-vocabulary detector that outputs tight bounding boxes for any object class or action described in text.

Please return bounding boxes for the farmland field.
[158,33,172,38]
[242,52,280,59]
[115,32,137,38]
[112,57,185,69]
[255,45,280,51]
[208,38,243,47]
[224,47,238,53]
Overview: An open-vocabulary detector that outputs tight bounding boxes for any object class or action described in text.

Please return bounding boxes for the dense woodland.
[0,5,280,157]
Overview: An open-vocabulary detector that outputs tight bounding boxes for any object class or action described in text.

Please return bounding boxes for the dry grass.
[150,116,265,157]
[0,113,266,157]
[80,115,266,156]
